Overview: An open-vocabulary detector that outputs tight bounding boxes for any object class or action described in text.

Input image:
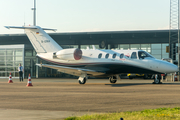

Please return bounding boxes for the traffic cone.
[8,73,13,83]
[26,74,33,87]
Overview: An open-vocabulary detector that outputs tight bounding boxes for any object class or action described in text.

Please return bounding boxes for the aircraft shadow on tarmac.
[105,82,180,87]
[105,83,151,87]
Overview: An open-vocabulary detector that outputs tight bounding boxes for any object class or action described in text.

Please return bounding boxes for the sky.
[0,0,170,34]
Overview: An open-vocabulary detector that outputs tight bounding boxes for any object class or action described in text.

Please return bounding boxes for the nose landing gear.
[109,76,117,83]
[153,74,162,84]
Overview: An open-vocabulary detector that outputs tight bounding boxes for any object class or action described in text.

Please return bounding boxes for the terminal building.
[0,29,177,78]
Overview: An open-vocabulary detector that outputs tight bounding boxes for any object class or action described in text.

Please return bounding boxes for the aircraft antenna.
[24,12,26,26]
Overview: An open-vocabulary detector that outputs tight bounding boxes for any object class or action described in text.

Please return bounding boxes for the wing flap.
[36,64,105,76]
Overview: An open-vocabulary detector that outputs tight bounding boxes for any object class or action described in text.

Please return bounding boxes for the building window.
[162,44,169,59]
[151,44,161,49]
[151,44,162,59]
[141,44,151,53]
[62,45,78,49]
[25,50,33,56]
[119,44,129,50]
[0,45,24,78]
[130,44,140,50]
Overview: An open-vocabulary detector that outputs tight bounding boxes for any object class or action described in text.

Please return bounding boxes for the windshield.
[138,51,154,59]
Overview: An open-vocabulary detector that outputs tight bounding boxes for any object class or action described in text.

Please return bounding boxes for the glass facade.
[0,45,37,78]
[61,45,78,49]
[24,49,36,78]
[118,43,174,60]
[0,45,24,78]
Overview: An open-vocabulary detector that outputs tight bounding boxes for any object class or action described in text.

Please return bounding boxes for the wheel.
[78,78,86,84]
[129,76,133,79]
[154,78,160,84]
[110,79,117,83]
[109,77,117,83]
[153,74,161,84]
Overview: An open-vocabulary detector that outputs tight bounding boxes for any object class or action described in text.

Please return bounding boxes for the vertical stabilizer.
[25,26,62,53]
[5,26,63,53]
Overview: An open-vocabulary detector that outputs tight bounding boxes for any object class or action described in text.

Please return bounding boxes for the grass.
[64,107,180,120]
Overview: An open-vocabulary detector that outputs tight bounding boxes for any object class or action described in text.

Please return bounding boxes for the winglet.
[4,26,10,29]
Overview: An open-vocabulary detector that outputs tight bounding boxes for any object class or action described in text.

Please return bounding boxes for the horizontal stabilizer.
[4,26,57,32]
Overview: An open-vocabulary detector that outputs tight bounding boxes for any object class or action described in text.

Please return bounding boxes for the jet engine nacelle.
[56,48,82,60]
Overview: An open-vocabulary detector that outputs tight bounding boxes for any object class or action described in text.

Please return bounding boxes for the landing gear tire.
[78,78,86,84]
[110,79,117,83]
[153,74,162,84]
[109,77,117,84]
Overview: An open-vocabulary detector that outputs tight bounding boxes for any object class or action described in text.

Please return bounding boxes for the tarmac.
[0,78,180,120]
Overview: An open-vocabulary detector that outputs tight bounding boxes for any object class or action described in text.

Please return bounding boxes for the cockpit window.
[131,52,137,59]
[98,53,102,59]
[105,53,109,59]
[120,54,124,59]
[138,51,154,59]
[112,53,116,59]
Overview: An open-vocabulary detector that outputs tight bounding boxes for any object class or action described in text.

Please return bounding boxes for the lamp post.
[31,0,36,26]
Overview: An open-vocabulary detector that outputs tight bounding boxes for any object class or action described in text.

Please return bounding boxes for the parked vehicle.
[127,73,153,79]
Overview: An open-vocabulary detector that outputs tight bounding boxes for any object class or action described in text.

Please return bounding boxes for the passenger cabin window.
[138,51,154,59]
[120,54,124,59]
[98,53,102,59]
[105,53,109,59]
[131,52,137,59]
[112,53,116,59]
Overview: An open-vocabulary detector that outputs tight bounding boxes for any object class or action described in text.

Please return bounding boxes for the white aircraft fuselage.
[37,49,178,77]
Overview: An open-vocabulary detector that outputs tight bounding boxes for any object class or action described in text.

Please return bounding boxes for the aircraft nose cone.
[169,64,179,73]
[160,62,178,73]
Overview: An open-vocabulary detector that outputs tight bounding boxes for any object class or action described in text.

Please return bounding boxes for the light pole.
[31,0,36,26]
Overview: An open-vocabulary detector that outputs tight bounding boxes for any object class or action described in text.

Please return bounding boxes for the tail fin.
[5,26,63,53]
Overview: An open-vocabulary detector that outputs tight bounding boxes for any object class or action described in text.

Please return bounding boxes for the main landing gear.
[153,74,162,84]
[78,77,87,84]
[78,73,87,84]
[109,76,117,83]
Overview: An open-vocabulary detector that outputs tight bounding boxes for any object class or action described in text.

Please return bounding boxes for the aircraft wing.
[36,64,106,76]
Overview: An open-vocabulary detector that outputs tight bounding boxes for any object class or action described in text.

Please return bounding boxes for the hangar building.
[0,30,176,78]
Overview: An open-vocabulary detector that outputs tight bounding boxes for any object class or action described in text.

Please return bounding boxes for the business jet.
[5,26,178,84]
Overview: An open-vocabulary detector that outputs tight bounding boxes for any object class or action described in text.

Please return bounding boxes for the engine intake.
[55,48,82,60]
